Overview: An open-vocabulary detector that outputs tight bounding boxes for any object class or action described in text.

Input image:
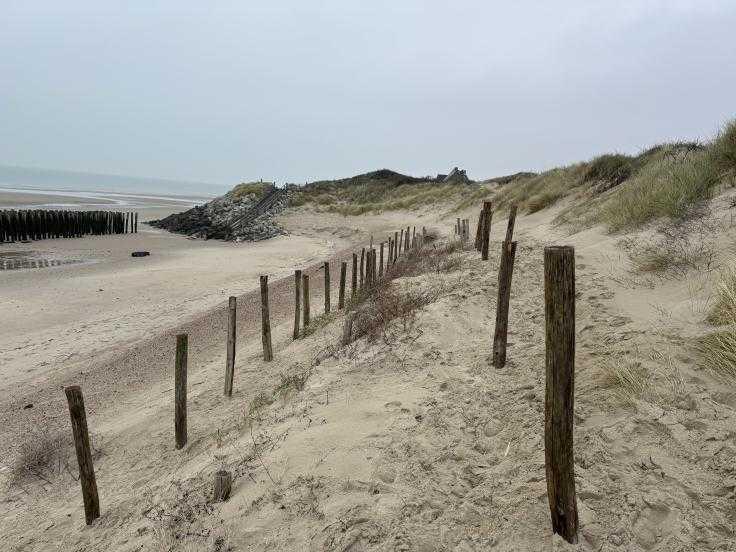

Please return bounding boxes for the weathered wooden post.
[214,469,232,502]
[360,248,365,289]
[399,229,404,255]
[544,245,578,544]
[475,208,484,251]
[303,273,310,326]
[175,333,188,449]
[505,204,518,243]
[394,231,399,261]
[351,254,358,296]
[64,385,100,525]
[372,248,377,283]
[293,269,302,339]
[323,261,331,314]
[224,296,237,396]
[260,275,273,361]
[405,226,410,250]
[481,201,493,261]
[492,241,517,368]
[134,212,138,233]
[388,238,393,267]
[338,261,347,309]
[456,218,460,235]
[342,311,356,346]
[379,242,384,277]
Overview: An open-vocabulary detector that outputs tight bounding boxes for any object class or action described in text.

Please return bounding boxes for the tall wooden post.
[338,261,347,309]
[481,201,493,261]
[224,296,237,396]
[405,226,410,251]
[475,208,484,251]
[360,248,365,289]
[64,386,100,525]
[399,229,404,255]
[303,274,310,326]
[394,231,399,261]
[492,241,517,368]
[505,204,518,243]
[351,253,358,296]
[379,242,384,277]
[293,269,302,339]
[544,246,578,544]
[174,334,187,450]
[134,212,138,233]
[388,238,393,267]
[323,261,331,314]
[260,275,273,361]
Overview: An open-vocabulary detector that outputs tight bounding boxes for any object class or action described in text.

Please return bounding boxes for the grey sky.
[2,1,735,186]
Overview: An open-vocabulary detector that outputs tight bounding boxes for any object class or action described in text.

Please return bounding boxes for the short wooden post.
[214,469,232,502]
[379,242,384,277]
[64,385,100,525]
[544,245,578,544]
[293,270,302,339]
[224,296,237,396]
[505,204,518,243]
[338,261,347,309]
[341,311,356,346]
[360,248,365,288]
[323,261,331,314]
[260,275,273,361]
[303,274,310,326]
[492,241,517,368]
[351,254,357,296]
[481,201,493,261]
[175,334,187,450]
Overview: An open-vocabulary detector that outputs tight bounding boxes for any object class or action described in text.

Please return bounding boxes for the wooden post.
[175,334,187,450]
[492,241,517,368]
[394,231,399,261]
[351,254,358,296]
[399,229,404,255]
[405,226,410,251]
[64,386,100,525]
[360,248,365,288]
[303,274,310,326]
[224,296,237,397]
[505,204,518,243]
[214,469,232,502]
[323,261,331,314]
[134,212,138,233]
[293,270,302,339]
[456,218,460,235]
[475,208,484,251]
[481,201,493,261]
[544,246,578,544]
[260,275,273,361]
[379,242,384,277]
[338,261,347,309]
[388,238,393,267]
[341,311,356,346]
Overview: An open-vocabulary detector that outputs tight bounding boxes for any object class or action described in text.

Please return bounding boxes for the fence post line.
[175,333,188,450]
[260,275,273,361]
[293,270,302,339]
[379,242,384,278]
[505,204,518,243]
[338,261,347,309]
[64,385,100,525]
[224,296,237,396]
[492,241,517,368]
[303,274,310,327]
[323,261,331,314]
[481,201,493,261]
[544,245,578,544]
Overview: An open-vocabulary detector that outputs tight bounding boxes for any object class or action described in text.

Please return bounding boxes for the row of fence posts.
[61,222,425,526]
[470,201,577,543]
[0,209,138,243]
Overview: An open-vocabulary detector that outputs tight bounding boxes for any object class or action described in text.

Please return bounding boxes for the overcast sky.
[2,1,735,186]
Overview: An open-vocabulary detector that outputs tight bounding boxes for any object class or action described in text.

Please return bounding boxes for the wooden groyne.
[0,210,138,243]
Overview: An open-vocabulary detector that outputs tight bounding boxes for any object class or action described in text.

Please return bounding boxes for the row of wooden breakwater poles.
[0,209,139,243]
[62,207,580,544]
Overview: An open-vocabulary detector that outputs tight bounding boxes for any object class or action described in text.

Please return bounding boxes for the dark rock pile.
[150,182,288,241]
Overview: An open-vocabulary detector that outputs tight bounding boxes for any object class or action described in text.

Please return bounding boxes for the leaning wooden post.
[303,274,311,326]
[544,245,578,544]
[505,204,518,243]
[323,261,331,314]
[260,275,273,361]
[338,261,347,309]
[492,241,517,368]
[174,333,187,450]
[351,254,358,296]
[481,201,493,261]
[379,242,384,278]
[224,296,237,397]
[293,269,302,339]
[64,385,100,525]
[214,469,232,502]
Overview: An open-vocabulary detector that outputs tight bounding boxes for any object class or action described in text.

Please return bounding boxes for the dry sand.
[2,193,735,551]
